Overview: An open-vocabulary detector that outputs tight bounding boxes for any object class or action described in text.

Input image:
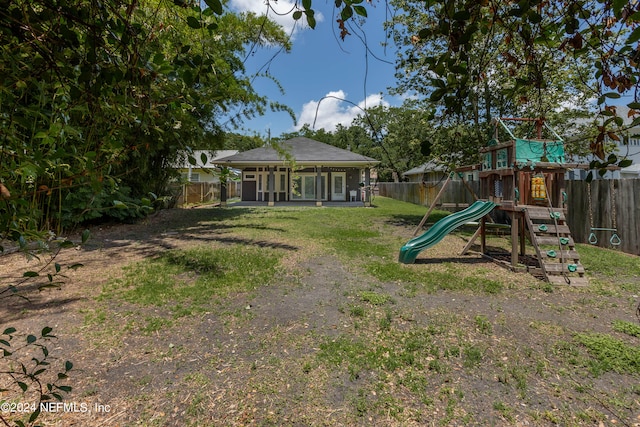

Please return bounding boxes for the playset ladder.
[523,206,588,286]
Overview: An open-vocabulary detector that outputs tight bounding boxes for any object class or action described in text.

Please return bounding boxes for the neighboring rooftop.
[176,150,239,168]
[403,160,448,177]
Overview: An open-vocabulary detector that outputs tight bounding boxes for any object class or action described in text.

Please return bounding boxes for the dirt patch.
[2,206,640,426]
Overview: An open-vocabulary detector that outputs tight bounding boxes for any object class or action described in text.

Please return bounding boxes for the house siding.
[215,138,379,205]
[238,166,365,202]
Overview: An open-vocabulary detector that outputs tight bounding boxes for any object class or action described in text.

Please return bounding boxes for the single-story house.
[215,137,379,206]
[403,160,480,183]
[176,150,239,183]
[565,122,639,180]
[402,160,448,182]
[620,162,640,178]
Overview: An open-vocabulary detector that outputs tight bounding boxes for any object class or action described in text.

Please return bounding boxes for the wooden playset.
[459,117,588,285]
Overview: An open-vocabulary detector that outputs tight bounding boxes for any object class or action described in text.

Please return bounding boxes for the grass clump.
[102,245,282,311]
[612,320,640,338]
[365,261,504,295]
[358,290,392,306]
[575,332,640,375]
[578,244,640,279]
[317,329,439,380]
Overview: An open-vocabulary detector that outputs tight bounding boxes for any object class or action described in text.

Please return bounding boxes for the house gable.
[215,137,378,168]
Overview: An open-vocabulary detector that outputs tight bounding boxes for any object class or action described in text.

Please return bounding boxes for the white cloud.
[296,90,390,132]
[228,0,323,36]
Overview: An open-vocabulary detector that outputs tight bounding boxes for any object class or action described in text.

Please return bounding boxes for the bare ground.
[1,206,640,426]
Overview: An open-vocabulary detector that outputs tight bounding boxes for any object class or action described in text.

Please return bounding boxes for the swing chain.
[611,180,617,231]
[587,181,621,246]
[587,182,598,244]
[587,182,593,230]
[608,180,622,246]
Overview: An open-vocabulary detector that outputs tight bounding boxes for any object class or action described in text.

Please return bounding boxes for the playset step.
[535,236,576,246]
[525,207,567,221]
[539,249,581,260]
[523,206,588,286]
[547,276,590,286]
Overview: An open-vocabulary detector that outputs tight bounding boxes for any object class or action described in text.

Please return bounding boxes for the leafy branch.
[0,327,73,427]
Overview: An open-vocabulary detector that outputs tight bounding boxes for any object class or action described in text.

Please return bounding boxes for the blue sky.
[226,0,404,139]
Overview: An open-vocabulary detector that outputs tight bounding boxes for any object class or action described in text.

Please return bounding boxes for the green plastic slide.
[398,200,497,264]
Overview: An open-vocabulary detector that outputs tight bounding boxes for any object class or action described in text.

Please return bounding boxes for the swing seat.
[588,229,622,246]
[610,233,621,246]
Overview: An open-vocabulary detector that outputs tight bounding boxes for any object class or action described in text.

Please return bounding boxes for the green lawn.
[27,197,640,426]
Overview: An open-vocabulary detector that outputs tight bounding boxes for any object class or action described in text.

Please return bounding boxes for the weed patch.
[101,245,282,309]
[575,333,640,375]
[358,290,393,306]
[612,320,640,338]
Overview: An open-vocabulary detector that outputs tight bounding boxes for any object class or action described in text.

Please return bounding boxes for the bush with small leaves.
[0,231,88,426]
[0,327,73,427]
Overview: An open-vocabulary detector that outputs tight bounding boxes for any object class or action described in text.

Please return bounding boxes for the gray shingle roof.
[215,137,379,166]
[403,160,447,176]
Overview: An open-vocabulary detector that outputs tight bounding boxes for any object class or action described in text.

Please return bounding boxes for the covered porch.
[229,200,367,208]
[214,137,379,207]
[239,165,374,206]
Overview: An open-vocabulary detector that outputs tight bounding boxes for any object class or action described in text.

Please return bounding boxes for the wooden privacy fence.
[378,179,640,256]
[175,182,241,206]
[377,180,480,211]
[566,179,640,256]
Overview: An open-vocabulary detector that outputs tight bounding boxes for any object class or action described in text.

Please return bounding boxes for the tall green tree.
[293,0,639,170]
[387,0,599,162]
[348,104,433,181]
[224,133,268,152]
[275,124,337,145]
[0,0,290,241]
[111,2,292,198]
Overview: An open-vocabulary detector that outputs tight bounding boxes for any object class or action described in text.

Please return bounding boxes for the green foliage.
[224,133,269,152]
[303,1,639,171]
[0,327,73,427]
[575,333,640,375]
[0,0,290,244]
[351,104,434,181]
[612,320,640,338]
[102,245,282,312]
[60,185,153,227]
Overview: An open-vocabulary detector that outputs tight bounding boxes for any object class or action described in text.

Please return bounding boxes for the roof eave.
[218,160,379,168]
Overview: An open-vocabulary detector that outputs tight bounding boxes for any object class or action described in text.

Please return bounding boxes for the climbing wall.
[524,206,588,286]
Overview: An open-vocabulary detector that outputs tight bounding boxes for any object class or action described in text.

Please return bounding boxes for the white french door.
[291,173,327,200]
[331,173,346,201]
